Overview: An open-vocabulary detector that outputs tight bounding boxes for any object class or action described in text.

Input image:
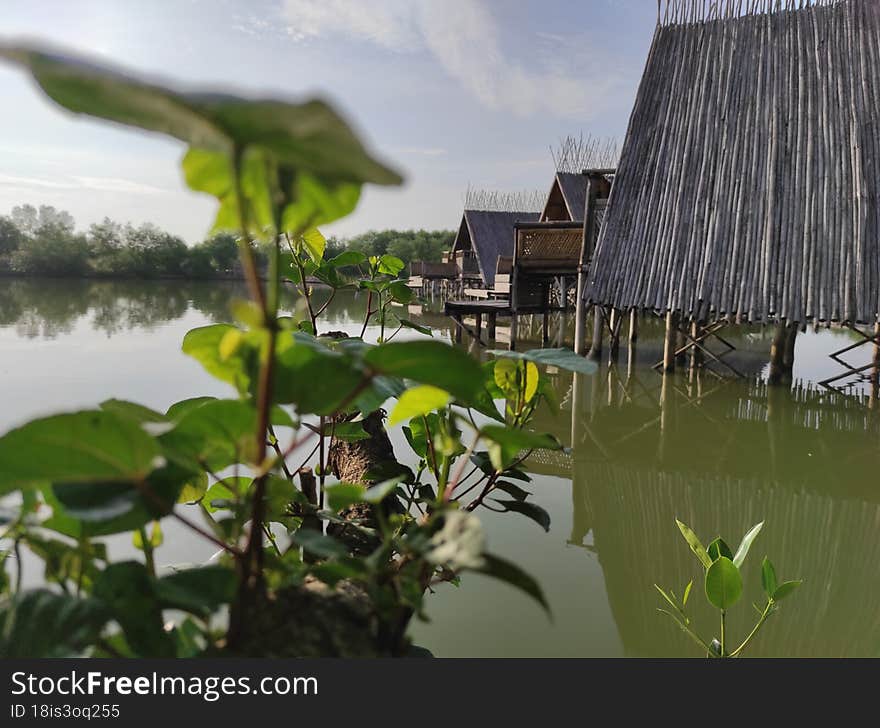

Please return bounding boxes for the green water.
[2,277,878,657]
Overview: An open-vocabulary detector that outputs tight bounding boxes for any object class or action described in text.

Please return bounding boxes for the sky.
[0,0,659,243]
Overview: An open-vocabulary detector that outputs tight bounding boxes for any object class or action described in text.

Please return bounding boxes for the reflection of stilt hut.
[585,0,880,380]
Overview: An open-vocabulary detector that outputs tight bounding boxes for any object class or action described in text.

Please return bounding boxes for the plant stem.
[360,291,374,339]
[729,602,773,657]
[231,144,267,315]
[140,526,157,577]
[720,610,727,657]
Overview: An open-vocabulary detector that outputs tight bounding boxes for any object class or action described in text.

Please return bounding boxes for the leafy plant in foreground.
[656,520,802,657]
[0,44,597,657]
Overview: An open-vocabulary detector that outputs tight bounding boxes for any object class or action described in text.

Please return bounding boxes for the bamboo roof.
[587,0,880,324]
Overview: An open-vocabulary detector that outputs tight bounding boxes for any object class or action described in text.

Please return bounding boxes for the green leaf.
[364,341,484,403]
[331,421,370,442]
[299,228,327,263]
[132,522,163,550]
[0,44,403,186]
[0,590,108,657]
[732,521,764,568]
[93,561,174,657]
[0,410,161,496]
[475,553,550,616]
[160,399,257,470]
[274,333,366,414]
[328,250,367,268]
[397,319,433,336]
[675,519,713,570]
[493,480,531,502]
[203,476,250,514]
[489,348,598,375]
[388,385,452,426]
[182,325,253,394]
[683,579,693,607]
[761,557,778,599]
[707,537,733,562]
[100,399,167,424]
[166,397,216,421]
[324,483,367,512]
[704,556,743,610]
[363,478,403,503]
[292,530,348,559]
[773,580,803,602]
[481,425,561,471]
[492,499,551,532]
[50,462,192,536]
[155,566,236,618]
[378,254,405,276]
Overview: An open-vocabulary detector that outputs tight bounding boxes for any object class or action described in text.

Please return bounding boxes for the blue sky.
[0,0,658,242]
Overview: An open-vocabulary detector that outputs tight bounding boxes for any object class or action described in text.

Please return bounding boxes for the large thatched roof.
[453,210,539,287]
[587,0,880,324]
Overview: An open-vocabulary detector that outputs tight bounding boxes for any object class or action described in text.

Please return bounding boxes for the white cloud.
[280,0,612,118]
[0,173,168,195]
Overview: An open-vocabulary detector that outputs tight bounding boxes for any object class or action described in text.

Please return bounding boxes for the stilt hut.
[585,0,880,372]
[450,189,542,291]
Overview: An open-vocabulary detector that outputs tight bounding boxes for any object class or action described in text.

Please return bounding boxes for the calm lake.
[2,277,879,657]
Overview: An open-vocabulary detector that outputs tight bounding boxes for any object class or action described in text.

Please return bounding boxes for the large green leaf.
[274,333,366,414]
[182,324,255,394]
[155,566,236,618]
[773,580,803,602]
[160,399,258,470]
[388,385,451,426]
[704,556,743,610]
[0,45,403,186]
[364,341,483,403]
[0,410,161,496]
[49,462,192,536]
[93,561,174,657]
[481,425,562,471]
[489,348,598,375]
[0,590,109,657]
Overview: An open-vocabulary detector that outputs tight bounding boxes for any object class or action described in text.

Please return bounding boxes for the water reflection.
[2,278,880,656]
[566,366,880,657]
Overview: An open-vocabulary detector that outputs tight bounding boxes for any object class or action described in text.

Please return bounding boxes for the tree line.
[0,204,454,279]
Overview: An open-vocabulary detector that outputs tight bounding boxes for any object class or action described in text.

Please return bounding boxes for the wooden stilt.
[629,308,639,343]
[871,322,880,409]
[487,312,496,341]
[783,322,798,371]
[588,306,604,361]
[509,313,518,351]
[574,277,588,355]
[542,310,550,345]
[453,314,463,344]
[609,308,620,358]
[475,313,482,342]
[768,322,787,384]
[662,311,678,373]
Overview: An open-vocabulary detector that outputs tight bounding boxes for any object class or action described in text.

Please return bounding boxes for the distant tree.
[10,224,90,276]
[0,216,22,255]
[11,204,75,236]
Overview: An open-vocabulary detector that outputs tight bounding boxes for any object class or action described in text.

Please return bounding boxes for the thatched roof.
[541,172,587,222]
[453,210,539,287]
[587,0,880,324]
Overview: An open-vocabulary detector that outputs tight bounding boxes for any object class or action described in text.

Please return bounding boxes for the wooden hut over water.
[585,0,880,373]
